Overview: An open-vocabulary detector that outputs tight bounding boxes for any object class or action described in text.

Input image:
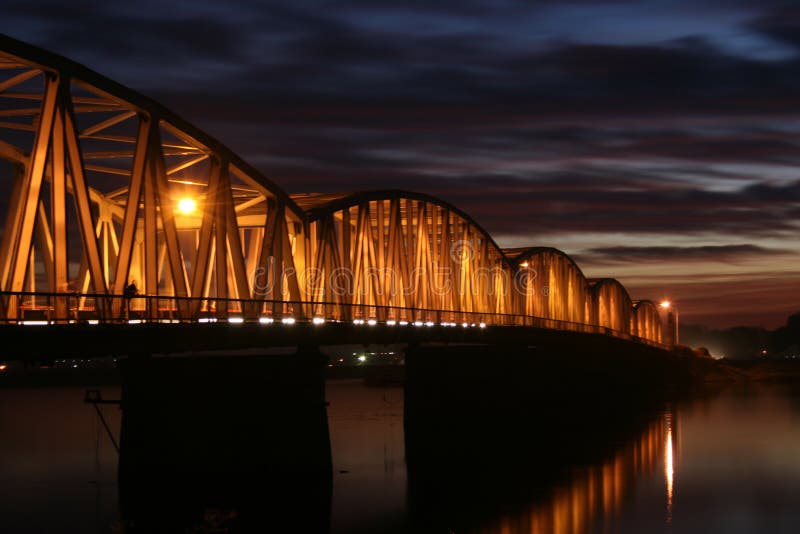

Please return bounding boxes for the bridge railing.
[0,291,664,348]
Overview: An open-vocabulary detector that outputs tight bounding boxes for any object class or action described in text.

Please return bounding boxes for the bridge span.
[0,37,695,528]
[0,35,665,349]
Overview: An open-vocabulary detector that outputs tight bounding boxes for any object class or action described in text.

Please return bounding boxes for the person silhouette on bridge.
[124,280,138,319]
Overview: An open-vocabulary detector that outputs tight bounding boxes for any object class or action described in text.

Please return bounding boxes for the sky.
[1,0,799,328]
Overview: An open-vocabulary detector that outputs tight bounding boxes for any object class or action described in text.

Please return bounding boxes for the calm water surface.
[1,379,799,533]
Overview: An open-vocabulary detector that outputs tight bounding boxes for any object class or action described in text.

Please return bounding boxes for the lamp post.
[660,300,679,348]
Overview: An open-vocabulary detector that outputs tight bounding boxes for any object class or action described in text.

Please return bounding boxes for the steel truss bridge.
[0,35,663,347]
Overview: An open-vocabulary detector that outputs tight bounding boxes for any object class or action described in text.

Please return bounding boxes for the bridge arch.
[632,300,663,344]
[291,190,512,322]
[589,278,633,335]
[504,247,591,325]
[0,35,305,320]
[0,36,668,347]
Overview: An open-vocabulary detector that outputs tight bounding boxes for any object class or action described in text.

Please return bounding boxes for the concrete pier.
[118,348,332,530]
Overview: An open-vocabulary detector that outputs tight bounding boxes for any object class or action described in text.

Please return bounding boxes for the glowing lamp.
[660,300,671,309]
[177,197,197,215]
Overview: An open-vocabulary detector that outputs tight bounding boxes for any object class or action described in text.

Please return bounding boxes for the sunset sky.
[2,0,799,328]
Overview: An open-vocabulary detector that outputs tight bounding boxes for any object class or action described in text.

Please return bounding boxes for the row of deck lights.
[350,318,485,328]
[191,317,487,327]
[17,317,485,328]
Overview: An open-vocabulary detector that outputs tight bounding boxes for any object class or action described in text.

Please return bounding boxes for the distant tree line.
[768,313,800,359]
[680,312,800,359]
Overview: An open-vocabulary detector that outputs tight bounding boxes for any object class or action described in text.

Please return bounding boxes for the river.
[1,378,798,533]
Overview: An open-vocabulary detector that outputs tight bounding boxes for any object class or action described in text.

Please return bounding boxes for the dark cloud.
[158,36,800,111]
[2,0,800,327]
[3,0,253,67]
[575,244,795,264]
[749,4,800,49]
[391,175,800,238]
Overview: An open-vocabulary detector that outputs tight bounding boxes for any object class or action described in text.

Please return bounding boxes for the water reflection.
[665,413,674,525]
[474,412,675,534]
[5,380,800,533]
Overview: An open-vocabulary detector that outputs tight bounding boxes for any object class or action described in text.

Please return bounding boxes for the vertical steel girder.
[1,73,58,294]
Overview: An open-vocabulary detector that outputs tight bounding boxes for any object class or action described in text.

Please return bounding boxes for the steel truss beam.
[0,35,663,345]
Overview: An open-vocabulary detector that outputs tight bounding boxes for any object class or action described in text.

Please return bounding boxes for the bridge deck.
[0,318,665,362]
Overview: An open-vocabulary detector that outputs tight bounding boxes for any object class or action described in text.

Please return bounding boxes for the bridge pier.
[118,347,332,531]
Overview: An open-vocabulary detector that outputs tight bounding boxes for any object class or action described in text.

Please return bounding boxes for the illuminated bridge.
[0,35,664,349]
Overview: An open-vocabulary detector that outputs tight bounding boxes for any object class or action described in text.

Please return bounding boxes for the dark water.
[1,379,799,533]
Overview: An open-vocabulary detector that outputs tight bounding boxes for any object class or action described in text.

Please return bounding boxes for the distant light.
[177,197,197,215]
[198,317,217,323]
[259,317,274,324]
[462,322,469,328]
[282,317,295,325]
[520,261,529,268]
[312,317,325,325]
[660,300,671,309]
[88,320,99,325]
[357,355,367,362]
[228,317,244,324]
[21,320,48,326]
[387,320,397,326]
[413,321,423,327]
[479,322,486,328]
[353,319,365,325]
[127,319,142,324]
[399,321,409,326]
[425,321,434,327]
[0,364,7,371]
[367,319,377,326]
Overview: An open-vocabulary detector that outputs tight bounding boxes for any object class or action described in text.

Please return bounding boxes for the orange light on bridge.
[177,197,197,215]
[660,300,671,309]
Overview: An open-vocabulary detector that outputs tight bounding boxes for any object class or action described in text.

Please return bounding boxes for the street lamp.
[660,300,679,348]
[177,197,197,215]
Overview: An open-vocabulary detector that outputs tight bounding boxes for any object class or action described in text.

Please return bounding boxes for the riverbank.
[697,359,800,382]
